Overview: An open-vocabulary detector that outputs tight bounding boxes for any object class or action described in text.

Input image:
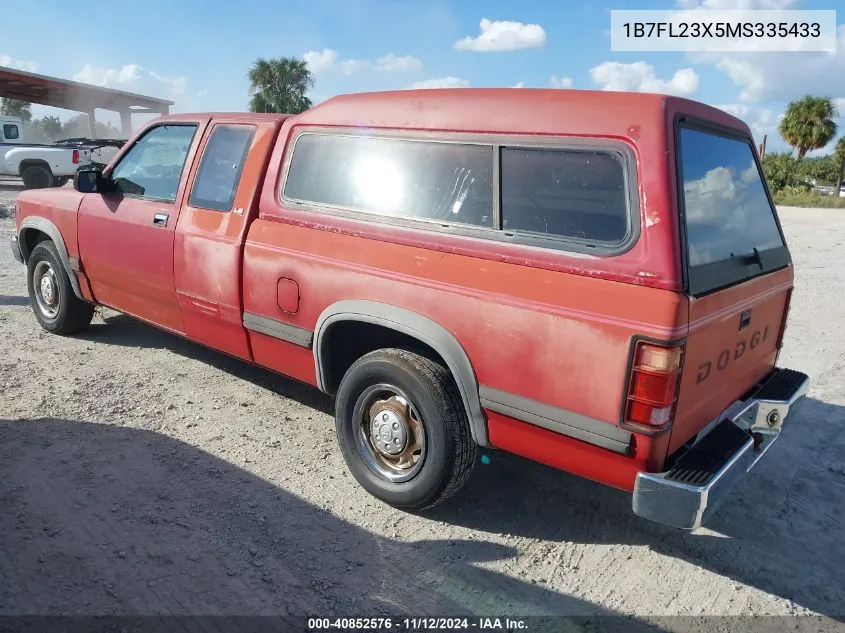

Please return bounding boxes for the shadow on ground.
[0,295,30,307]
[77,313,333,415]
[10,310,845,621]
[429,396,845,620]
[0,417,667,632]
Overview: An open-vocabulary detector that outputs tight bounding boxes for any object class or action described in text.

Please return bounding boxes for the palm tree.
[778,96,839,160]
[247,57,313,115]
[834,137,845,193]
[0,98,32,122]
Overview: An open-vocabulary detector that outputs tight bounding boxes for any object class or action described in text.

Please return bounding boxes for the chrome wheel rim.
[354,383,427,483]
[33,260,59,319]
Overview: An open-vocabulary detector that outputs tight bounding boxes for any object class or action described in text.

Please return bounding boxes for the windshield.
[678,125,789,295]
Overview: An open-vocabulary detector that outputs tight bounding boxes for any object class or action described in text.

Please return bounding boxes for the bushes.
[773,189,845,208]
[761,152,811,193]
[761,152,845,207]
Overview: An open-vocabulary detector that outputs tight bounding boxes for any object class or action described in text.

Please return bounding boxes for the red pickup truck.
[9,88,809,530]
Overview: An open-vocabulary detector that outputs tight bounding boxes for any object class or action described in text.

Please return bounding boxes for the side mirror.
[74,168,103,193]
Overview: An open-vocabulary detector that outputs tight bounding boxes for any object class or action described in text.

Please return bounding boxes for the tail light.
[72,149,80,164]
[623,340,685,433]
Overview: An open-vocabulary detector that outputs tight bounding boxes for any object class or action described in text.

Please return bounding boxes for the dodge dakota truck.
[9,89,810,529]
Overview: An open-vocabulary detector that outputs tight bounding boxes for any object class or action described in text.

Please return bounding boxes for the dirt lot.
[1,178,844,624]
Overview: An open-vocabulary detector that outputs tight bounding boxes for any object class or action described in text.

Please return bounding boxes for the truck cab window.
[110,124,197,202]
[284,134,494,228]
[3,124,20,140]
[188,125,256,212]
[500,147,629,244]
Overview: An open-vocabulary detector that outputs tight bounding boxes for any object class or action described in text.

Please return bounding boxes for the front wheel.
[335,348,477,511]
[26,241,95,335]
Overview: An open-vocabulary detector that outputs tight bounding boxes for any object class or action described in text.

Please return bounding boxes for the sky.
[1,0,843,154]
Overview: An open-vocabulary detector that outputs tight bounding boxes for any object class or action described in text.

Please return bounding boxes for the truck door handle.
[152,212,169,227]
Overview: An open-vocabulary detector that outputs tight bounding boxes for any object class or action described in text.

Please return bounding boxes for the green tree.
[247,57,313,115]
[60,114,121,139]
[32,115,63,140]
[778,96,839,159]
[0,98,32,122]
[834,137,845,192]
[797,155,840,185]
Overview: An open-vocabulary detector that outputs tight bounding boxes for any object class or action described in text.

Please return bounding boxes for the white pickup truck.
[1,116,124,189]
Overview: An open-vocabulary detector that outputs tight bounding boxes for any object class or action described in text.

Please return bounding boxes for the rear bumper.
[632,367,810,530]
[10,234,23,263]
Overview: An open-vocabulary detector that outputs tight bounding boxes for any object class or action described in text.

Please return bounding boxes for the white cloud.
[712,103,750,118]
[711,104,777,143]
[454,18,547,52]
[714,59,767,101]
[303,49,422,75]
[550,75,573,89]
[303,50,340,74]
[675,0,843,102]
[372,53,423,72]
[702,26,845,102]
[196,89,209,98]
[0,54,37,72]
[511,81,525,88]
[408,77,470,90]
[71,63,188,104]
[149,71,187,94]
[73,63,143,86]
[589,61,698,96]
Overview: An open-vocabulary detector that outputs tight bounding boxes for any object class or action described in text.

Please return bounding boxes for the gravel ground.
[1,178,844,626]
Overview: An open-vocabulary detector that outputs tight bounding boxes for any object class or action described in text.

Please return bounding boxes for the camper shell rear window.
[676,118,791,296]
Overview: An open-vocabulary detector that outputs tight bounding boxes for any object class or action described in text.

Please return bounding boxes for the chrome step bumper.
[632,367,810,530]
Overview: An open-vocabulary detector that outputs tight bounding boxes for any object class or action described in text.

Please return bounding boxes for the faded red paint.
[13,89,792,491]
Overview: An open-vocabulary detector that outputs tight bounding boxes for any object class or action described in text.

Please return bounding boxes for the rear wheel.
[53,176,70,187]
[21,164,55,189]
[26,241,95,335]
[334,348,476,511]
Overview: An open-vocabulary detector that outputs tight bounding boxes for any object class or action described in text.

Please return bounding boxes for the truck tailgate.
[668,268,792,456]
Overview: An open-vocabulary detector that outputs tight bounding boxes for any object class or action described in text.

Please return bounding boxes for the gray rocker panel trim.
[313,300,489,447]
[479,386,633,454]
[18,216,84,300]
[243,312,314,348]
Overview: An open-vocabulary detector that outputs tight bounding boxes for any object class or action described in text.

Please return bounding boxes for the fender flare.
[314,300,489,447]
[17,158,52,177]
[18,216,84,300]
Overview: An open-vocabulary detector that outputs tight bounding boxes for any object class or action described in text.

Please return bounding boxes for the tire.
[26,241,95,335]
[21,164,55,189]
[53,176,70,187]
[335,348,477,511]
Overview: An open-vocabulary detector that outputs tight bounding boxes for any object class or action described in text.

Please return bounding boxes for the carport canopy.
[0,65,173,137]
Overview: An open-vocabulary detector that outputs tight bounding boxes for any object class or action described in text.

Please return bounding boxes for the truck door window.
[284,133,494,228]
[3,124,19,140]
[500,147,629,245]
[678,124,789,295]
[109,124,197,202]
[188,124,256,212]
